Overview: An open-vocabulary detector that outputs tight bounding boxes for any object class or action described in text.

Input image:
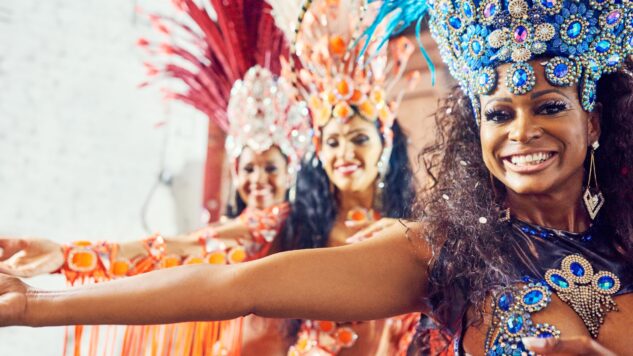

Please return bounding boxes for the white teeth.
[509,152,552,166]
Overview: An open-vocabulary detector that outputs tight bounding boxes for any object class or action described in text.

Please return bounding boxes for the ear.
[587,103,602,145]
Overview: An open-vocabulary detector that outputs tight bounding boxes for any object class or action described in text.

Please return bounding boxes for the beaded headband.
[226,65,311,178]
[364,0,633,121]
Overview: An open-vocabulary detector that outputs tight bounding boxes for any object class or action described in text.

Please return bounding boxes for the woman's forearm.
[24,264,250,327]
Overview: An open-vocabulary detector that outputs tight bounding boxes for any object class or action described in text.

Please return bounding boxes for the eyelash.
[484,100,571,123]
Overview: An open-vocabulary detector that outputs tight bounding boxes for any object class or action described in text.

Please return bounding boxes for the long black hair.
[282,120,416,250]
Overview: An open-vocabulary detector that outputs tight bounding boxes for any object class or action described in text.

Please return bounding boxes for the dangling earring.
[373,174,386,213]
[583,141,604,220]
[499,208,511,222]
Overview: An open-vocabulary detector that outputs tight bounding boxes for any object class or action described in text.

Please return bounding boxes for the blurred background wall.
[0,1,451,354]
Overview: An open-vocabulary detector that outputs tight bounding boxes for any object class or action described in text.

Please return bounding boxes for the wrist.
[24,288,54,327]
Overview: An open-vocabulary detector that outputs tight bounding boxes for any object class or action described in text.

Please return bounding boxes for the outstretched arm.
[3,221,430,327]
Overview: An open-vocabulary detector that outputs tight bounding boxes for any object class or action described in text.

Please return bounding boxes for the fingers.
[0,238,25,261]
[345,219,397,244]
[522,336,616,356]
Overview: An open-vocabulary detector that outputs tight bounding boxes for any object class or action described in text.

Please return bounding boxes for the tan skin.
[0,146,294,355]
[0,59,625,355]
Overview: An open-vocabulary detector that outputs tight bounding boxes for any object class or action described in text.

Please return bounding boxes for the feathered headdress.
[139,0,310,189]
[267,0,420,178]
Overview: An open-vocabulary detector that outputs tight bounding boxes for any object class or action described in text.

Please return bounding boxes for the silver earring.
[583,141,604,220]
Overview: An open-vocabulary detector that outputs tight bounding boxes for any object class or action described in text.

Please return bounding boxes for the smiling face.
[319,115,384,193]
[235,146,289,210]
[479,59,601,196]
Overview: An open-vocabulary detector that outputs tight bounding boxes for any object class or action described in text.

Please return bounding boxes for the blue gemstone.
[606,10,622,26]
[479,72,489,85]
[540,231,549,238]
[506,314,524,333]
[523,289,544,305]
[529,228,537,235]
[498,291,513,311]
[598,276,615,290]
[629,36,633,46]
[566,21,582,39]
[538,331,554,338]
[570,262,585,276]
[607,54,620,66]
[449,16,463,30]
[463,2,473,17]
[554,63,569,78]
[484,2,497,18]
[541,0,556,8]
[596,40,611,53]
[472,41,482,54]
[521,226,530,233]
[550,273,569,288]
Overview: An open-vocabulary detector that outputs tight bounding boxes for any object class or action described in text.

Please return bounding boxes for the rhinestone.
[570,262,585,276]
[607,54,620,66]
[566,21,582,39]
[606,10,622,26]
[538,331,554,338]
[472,40,482,54]
[484,2,497,18]
[498,291,513,311]
[550,273,569,288]
[523,289,544,305]
[479,72,489,85]
[541,0,556,8]
[506,314,524,334]
[514,25,528,43]
[449,16,463,30]
[513,69,528,87]
[596,40,611,53]
[598,276,615,290]
[554,63,569,78]
[463,2,474,17]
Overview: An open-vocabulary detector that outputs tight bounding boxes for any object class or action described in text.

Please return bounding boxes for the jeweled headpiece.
[268,0,419,176]
[226,65,310,177]
[365,0,633,120]
[139,0,310,180]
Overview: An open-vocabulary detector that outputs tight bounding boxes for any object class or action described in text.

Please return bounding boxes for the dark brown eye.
[325,138,339,148]
[535,100,570,116]
[351,134,369,145]
[484,108,514,123]
[265,165,278,173]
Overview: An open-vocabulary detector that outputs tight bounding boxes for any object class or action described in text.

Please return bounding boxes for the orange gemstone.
[74,241,93,247]
[160,255,181,268]
[348,209,368,222]
[111,260,130,276]
[207,251,227,265]
[333,102,353,119]
[357,100,377,121]
[71,251,96,269]
[329,35,347,56]
[336,328,357,346]
[184,256,204,265]
[349,89,364,104]
[228,247,247,264]
[317,320,336,333]
[335,79,353,99]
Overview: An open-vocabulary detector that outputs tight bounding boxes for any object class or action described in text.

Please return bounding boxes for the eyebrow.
[530,89,571,100]
[484,97,513,108]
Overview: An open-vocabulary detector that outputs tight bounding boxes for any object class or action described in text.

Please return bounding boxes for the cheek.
[479,128,503,171]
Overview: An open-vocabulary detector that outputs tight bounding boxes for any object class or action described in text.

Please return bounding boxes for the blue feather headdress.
[364,0,633,121]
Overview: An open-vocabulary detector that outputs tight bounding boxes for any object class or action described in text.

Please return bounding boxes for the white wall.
[0,1,209,354]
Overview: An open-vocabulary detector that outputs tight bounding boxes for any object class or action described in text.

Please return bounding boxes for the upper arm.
[237,221,432,321]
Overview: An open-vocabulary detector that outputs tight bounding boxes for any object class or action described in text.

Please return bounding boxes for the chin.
[505,180,555,195]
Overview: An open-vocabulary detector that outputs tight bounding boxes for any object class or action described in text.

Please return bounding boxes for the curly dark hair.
[418,57,633,331]
[282,120,416,250]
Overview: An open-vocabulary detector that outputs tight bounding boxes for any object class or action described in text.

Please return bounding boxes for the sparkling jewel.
[479,72,489,85]
[484,2,497,18]
[472,40,482,54]
[541,0,556,8]
[570,262,585,276]
[513,69,528,87]
[607,54,620,67]
[606,10,621,26]
[514,26,528,43]
[463,2,473,17]
[549,273,569,288]
[523,290,544,305]
[596,40,611,53]
[498,292,513,311]
[566,21,582,39]
[506,314,524,334]
[598,275,615,290]
[449,16,463,30]
[554,63,569,78]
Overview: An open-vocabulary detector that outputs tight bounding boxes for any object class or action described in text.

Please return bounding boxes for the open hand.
[345,218,399,244]
[522,336,616,356]
[0,237,64,277]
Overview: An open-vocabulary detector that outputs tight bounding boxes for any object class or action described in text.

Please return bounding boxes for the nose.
[507,110,543,143]
[336,139,355,160]
[249,167,266,185]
